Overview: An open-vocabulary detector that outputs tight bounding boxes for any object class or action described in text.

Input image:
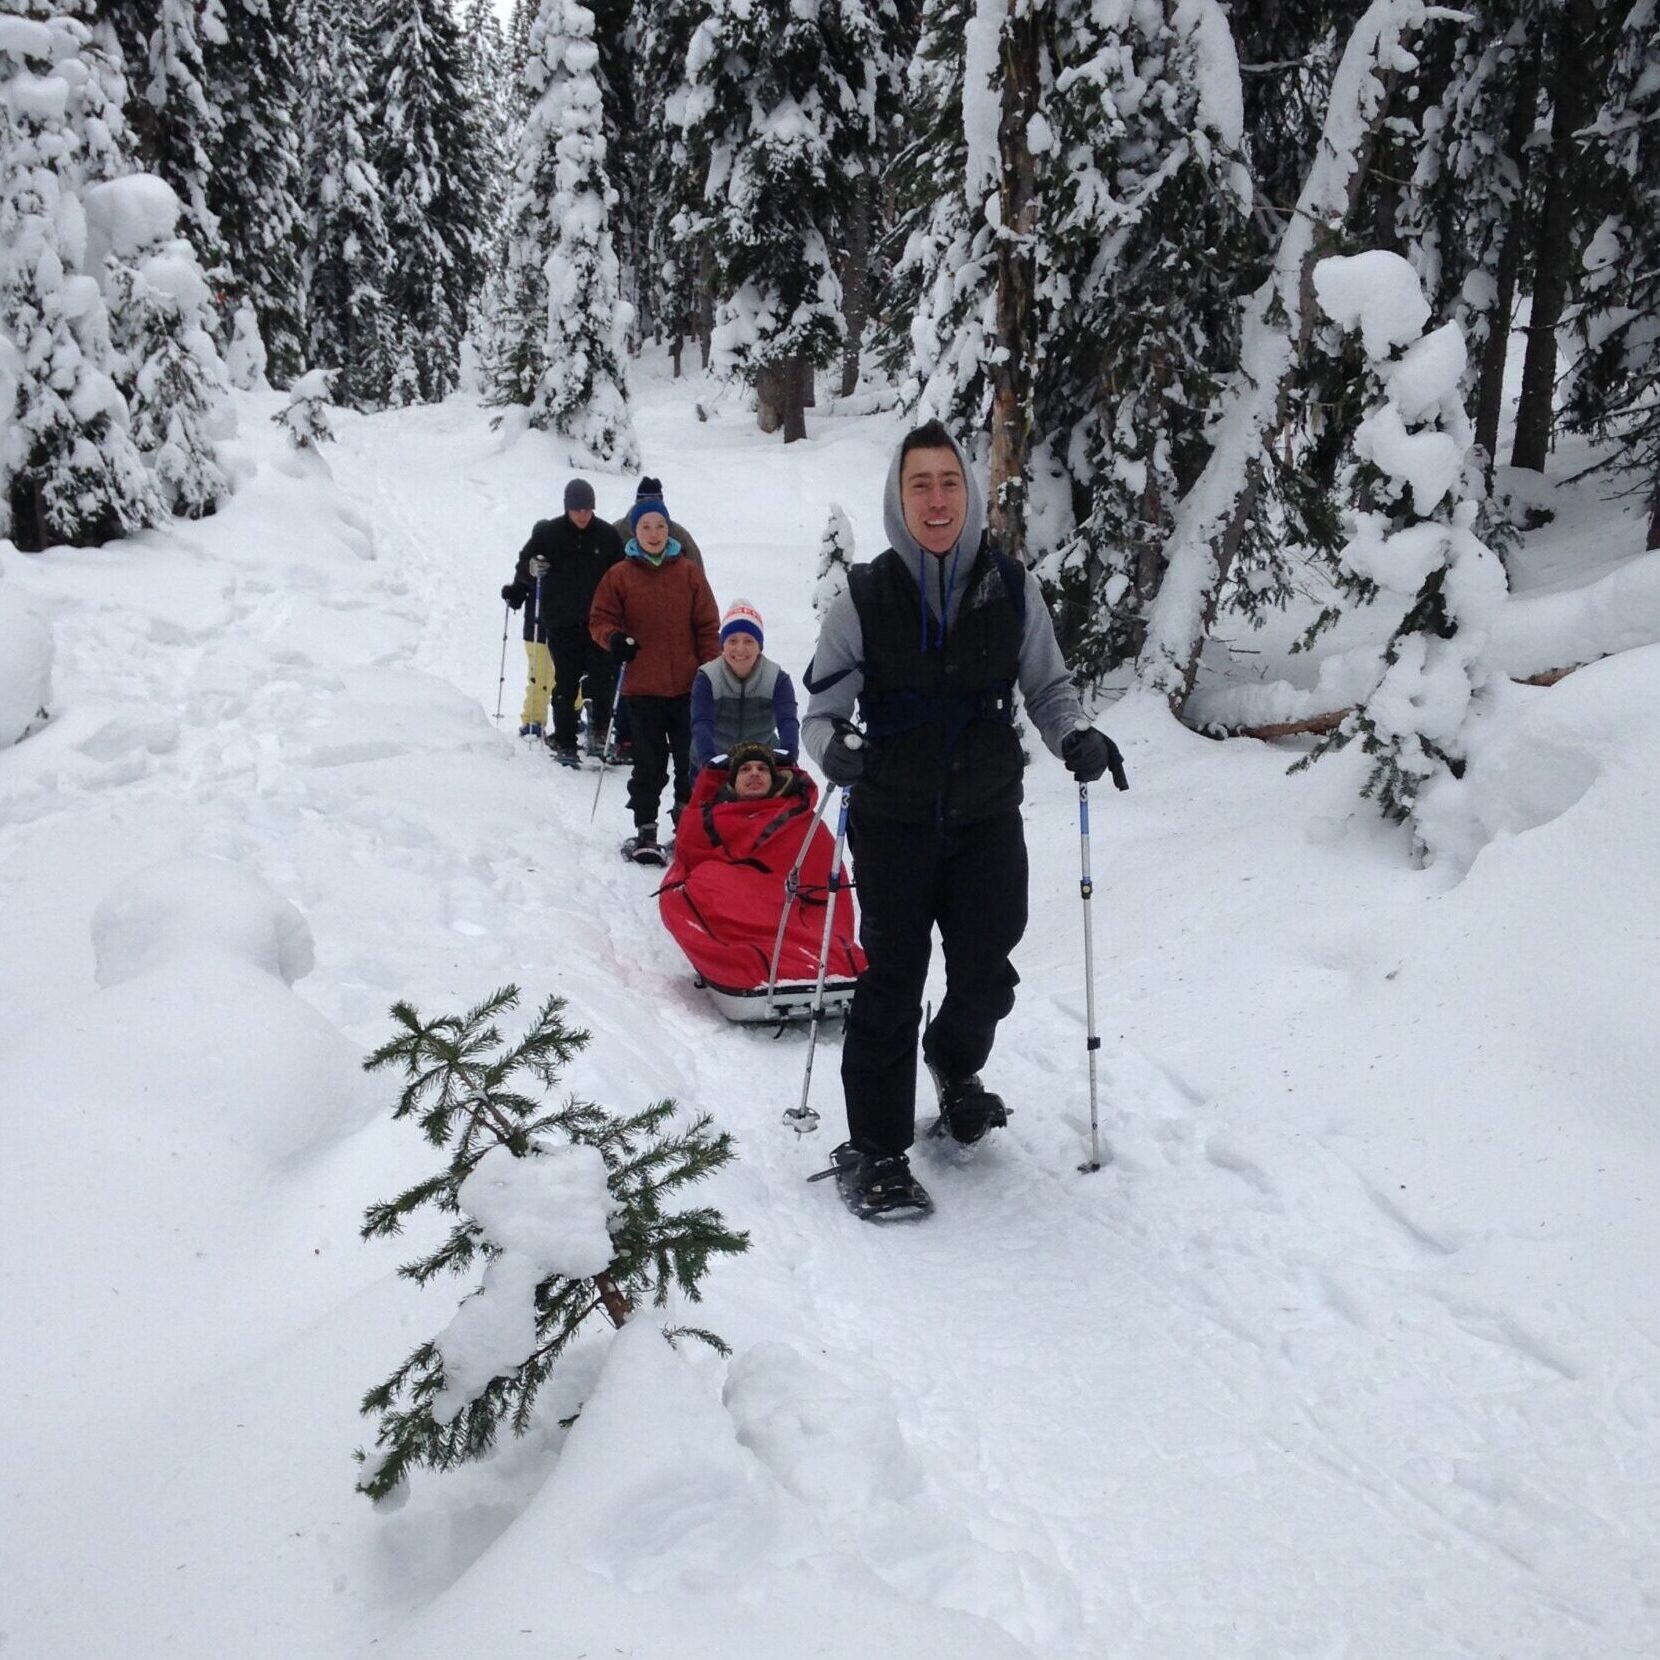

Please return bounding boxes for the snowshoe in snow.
[518,722,545,740]
[924,1060,1010,1146]
[621,828,668,867]
[808,1142,933,1222]
[548,740,582,768]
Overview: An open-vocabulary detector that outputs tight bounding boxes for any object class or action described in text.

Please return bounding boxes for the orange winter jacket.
[589,545,721,698]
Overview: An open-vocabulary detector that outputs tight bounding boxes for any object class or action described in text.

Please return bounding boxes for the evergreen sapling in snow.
[813,503,854,617]
[355,987,747,1503]
[274,368,335,449]
[1299,250,1508,836]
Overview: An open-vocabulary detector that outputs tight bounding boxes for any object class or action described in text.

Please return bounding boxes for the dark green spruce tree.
[355,987,748,1503]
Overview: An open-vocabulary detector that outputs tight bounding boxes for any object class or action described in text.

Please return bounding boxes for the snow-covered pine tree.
[874,0,993,429]
[274,367,336,447]
[1397,2,1548,473]
[488,0,638,464]
[133,0,232,288]
[369,0,495,404]
[813,503,855,616]
[1038,0,1257,679]
[306,0,396,409]
[1303,251,1508,832]
[89,174,232,518]
[203,0,307,383]
[1565,0,1660,550]
[355,987,747,1503]
[645,0,719,372]
[687,0,883,440]
[0,9,161,550]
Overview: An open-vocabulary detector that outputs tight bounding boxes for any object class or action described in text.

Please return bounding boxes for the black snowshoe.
[549,740,583,769]
[621,828,668,867]
[924,1060,1010,1146]
[809,1142,934,1222]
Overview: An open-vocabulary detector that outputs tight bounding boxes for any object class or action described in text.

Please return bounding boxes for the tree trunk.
[697,246,716,371]
[1649,464,1660,552]
[986,3,1046,561]
[1511,0,1604,472]
[783,356,808,442]
[1473,50,1543,467]
[798,355,815,409]
[671,333,683,379]
[756,362,786,434]
[840,174,875,398]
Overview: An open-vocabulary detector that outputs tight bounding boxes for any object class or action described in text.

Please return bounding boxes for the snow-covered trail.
[323,380,1658,1658]
[2,371,1656,1660]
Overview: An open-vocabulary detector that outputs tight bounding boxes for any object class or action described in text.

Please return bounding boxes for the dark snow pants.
[548,627,616,749]
[841,806,1028,1154]
[624,693,692,832]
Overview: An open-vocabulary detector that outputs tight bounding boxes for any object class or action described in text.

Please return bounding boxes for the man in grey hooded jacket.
[801,419,1127,1217]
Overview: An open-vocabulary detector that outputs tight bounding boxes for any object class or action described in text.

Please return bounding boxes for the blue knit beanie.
[630,496,669,532]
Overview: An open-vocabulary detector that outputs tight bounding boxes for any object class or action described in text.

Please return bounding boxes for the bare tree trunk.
[798,355,815,410]
[756,363,786,434]
[1135,0,1422,715]
[1473,51,1542,467]
[697,247,716,371]
[1649,465,1660,552]
[840,175,875,398]
[671,333,684,379]
[986,3,1045,561]
[1512,0,1603,473]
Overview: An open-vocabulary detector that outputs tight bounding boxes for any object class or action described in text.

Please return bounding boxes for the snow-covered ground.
[3,363,1658,1659]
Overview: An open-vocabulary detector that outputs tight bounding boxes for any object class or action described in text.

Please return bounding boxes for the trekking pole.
[493,602,510,723]
[1077,779,1110,1173]
[589,662,625,822]
[763,780,836,1018]
[784,783,853,1134]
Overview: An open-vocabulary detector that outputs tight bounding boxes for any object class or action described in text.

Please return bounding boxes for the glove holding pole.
[1067,719,1122,1172]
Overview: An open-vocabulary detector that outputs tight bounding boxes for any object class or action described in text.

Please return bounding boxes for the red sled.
[659,763,864,1023]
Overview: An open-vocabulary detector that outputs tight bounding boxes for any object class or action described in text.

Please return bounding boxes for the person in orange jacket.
[589,493,720,861]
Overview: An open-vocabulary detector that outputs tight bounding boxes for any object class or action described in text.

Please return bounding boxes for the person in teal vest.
[690,600,800,771]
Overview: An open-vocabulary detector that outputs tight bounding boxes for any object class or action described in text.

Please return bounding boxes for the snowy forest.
[6,1,1659,776]
[6,3,1660,1655]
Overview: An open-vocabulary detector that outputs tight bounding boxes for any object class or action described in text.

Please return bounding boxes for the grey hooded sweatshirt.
[801,433,1085,771]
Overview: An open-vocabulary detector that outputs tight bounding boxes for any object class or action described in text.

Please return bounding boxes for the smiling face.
[900,445,968,556]
[634,512,669,555]
[722,633,760,677]
[733,759,774,798]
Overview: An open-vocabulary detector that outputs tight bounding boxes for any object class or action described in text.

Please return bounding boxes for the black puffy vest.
[849,541,1025,826]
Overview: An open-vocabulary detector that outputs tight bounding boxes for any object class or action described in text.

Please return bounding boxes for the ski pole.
[784,784,852,1134]
[1077,779,1110,1172]
[527,572,545,732]
[763,778,836,1018]
[493,602,510,723]
[590,662,625,822]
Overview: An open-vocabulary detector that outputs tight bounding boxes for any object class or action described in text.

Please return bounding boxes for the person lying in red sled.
[659,741,864,1021]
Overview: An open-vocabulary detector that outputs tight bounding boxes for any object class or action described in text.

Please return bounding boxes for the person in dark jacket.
[690,600,799,770]
[801,419,1128,1219]
[589,494,721,859]
[501,478,624,761]
[611,476,706,571]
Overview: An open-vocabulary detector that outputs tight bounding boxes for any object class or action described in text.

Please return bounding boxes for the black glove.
[501,583,524,608]
[821,724,866,787]
[1063,727,1128,790]
[609,632,640,664]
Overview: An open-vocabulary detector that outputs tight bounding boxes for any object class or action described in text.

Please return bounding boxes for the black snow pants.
[549,626,617,749]
[841,805,1028,1154]
[624,693,692,832]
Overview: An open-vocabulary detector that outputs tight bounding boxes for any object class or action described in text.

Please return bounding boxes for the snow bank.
[91,854,315,988]
[1419,644,1660,872]
[0,581,52,747]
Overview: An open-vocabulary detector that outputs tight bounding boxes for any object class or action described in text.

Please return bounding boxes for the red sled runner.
[659,763,864,1023]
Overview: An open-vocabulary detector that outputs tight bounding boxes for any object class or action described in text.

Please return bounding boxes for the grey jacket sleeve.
[1017,569,1086,758]
[800,588,865,767]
